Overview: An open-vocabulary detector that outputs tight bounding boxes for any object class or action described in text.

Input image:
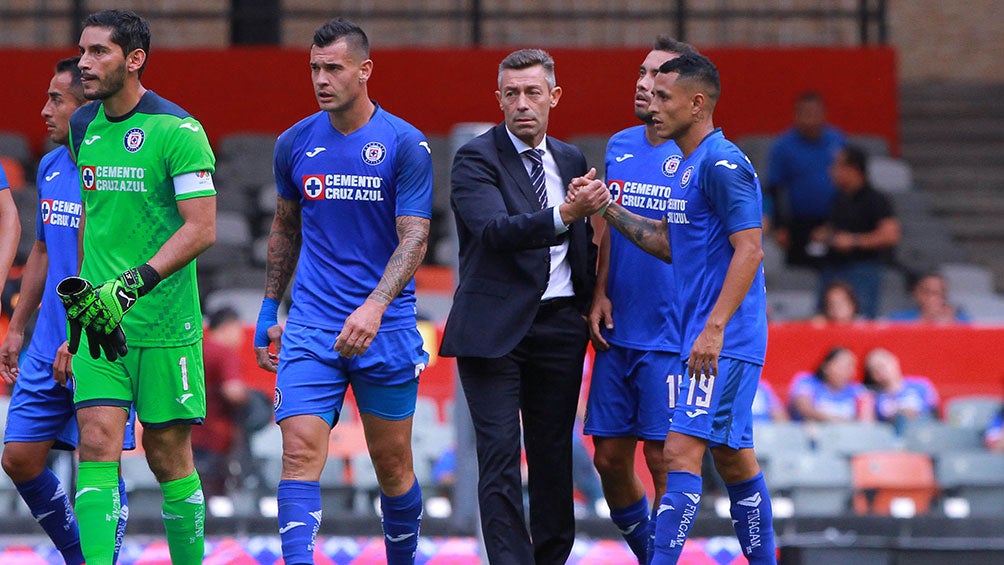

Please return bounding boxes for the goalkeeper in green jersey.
[66,9,217,564]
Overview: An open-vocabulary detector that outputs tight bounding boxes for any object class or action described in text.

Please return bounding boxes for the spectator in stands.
[766,91,845,268]
[812,145,901,319]
[789,347,874,422]
[863,348,939,429]
[751,380,788,423]
[984,405,1004,452]
[886,271,971,323]
[192,307,250,501]
[811,279,862,325]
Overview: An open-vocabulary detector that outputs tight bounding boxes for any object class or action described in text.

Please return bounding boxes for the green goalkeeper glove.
[88,264,162,335]
[56,276,129,361]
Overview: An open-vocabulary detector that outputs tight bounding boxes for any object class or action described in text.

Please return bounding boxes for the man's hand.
[563,168,611,222]
[56,276,130,361]
[89,265,158,334]
[588,294,613,351]
[688,324,725,378]
[334,299,385,358]
[53,341,73,386]
[0,329,24,385]
[253,325,284,373]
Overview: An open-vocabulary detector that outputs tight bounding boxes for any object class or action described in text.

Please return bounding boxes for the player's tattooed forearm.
[604,204,672,262]
[369,216,430,305]
[265,199,303,300]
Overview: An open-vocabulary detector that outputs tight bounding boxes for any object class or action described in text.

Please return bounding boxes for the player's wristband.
[254,297,280,347]
[120,263,162,297]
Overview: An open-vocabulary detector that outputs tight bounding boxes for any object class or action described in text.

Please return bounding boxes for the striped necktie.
[523,148,547,209]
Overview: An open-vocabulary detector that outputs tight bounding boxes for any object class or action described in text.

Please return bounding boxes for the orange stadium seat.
[851,451,938,516]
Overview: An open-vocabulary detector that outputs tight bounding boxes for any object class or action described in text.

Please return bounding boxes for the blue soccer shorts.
[584,345,679,441]
[668,356,761,450]
[274,322,429,426]
[5,353,137,451]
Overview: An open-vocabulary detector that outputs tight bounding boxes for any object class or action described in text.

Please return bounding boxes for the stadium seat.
[0,131,32,167]
[936,452,1004,517]
[940,262,995,294]
[944,395,1002,429]
[205,287,274,325]
[851,451,938,515]
[847,134,891,157]
[753,421,811,463]
[0,459,16,515]
[216,132,276,187]
[328,421,369,461]
[120,455,164,518]
[902,421,984,458]
[766,289,817,321]
[250,422,283,460]
[814,422,899,456]
[867,156,914,193]
[766,451,852,517]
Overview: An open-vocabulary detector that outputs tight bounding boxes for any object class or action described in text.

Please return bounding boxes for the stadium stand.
[945,395,1003,430]
[851,451,938,516]
[767,451,852,517]
[937,452,1004,518]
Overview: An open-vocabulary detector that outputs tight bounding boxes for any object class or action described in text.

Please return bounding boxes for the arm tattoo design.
[369,215,430,305]
[264,198,302,300]
[603,203,672,262]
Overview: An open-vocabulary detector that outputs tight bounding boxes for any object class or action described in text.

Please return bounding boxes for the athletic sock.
[726,472,776,564]
[652,471,703,565]
[610,495,650,562]
[76,461,121,565]
[277,480,322,565]
[160,471,205,565]
[646,503,657,565]
[114,476,129,563]
[15,468,83,564]
[380,478,423,565]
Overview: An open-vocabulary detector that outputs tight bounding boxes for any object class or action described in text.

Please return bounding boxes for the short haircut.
[82,10,150,77]
[658,51,720,102]
[652,34,696,56]
[841,145,868,175]
[797,90,824,105]
[313,18,370,59]
[207,306,241,330]
[498,49,555,89]
[55,56,85,102]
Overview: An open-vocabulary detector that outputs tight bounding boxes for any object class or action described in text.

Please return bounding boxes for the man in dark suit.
[440,49,609,564]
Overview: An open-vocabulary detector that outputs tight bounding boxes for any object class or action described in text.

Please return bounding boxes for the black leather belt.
[538,296,575,313]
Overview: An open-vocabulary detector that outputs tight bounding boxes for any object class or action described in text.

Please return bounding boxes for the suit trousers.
[458,299,588,564]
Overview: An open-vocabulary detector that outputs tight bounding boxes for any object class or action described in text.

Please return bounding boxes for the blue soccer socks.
[726,472,776,564]
[380,478,423,565]
[16,468,84,564]
[278,480,323,565]
[610,495,650,562]
[652,471,703,564]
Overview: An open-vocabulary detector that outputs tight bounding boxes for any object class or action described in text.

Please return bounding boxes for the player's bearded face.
[635,50,678,124]
[310,40,368,114]
[83,60,128,101]
[648,73,691,141]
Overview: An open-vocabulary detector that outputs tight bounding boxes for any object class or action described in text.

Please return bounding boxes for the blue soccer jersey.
[666,129,767,364]
[25,146,81,364]
[0,162,9,188]
[603,126,682,352]
[273,105,433,331]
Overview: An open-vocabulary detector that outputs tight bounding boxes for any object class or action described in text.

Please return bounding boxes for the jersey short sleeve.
[273,128,300,201]
[0,163,8,189]
[392,129,434,219]
[701,151,762,236]
[165,117,216,200]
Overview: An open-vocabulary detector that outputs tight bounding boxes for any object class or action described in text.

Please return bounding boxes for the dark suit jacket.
[440,124,597,358]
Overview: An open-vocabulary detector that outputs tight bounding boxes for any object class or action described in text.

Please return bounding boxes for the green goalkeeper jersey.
[69,91,216,347]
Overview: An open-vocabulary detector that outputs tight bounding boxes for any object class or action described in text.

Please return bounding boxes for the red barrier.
[6,46,897,156]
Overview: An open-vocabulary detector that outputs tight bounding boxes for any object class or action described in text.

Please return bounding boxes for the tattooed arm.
[602,202,672,263]
[334,215,430,358]
[264,196,303,301]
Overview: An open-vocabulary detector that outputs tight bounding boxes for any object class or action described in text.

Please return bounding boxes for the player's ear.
[126,48,146,74]
[549,85,562,107]
[358,59,373,83]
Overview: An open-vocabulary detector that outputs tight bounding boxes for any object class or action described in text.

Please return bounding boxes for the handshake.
[56,264,161,362]
[563,168,613,221]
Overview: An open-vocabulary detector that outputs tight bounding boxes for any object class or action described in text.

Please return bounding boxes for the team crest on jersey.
[273,387,283,411]
[361,142,386,165]
[662,155,682,177]
[302,175,325,200]
[680,166,694,188]
[124,128,145,152]
[81,166,96,190]
[607,180,624,204]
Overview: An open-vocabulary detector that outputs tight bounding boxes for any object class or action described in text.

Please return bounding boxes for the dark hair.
[498,48,556,89]
[313,18,369,58]
[820,279,859,316]
[55,56,84,101]
[840,145,868,175]
[207,306,240,330]
[814,346,852,381]
[658,51,720,102]
[906,270,943,293]
[797,90,824,105]
[83,10,150,77]
[652,34,696,56]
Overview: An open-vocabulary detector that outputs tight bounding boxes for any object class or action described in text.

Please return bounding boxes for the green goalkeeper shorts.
[73,336,206,427]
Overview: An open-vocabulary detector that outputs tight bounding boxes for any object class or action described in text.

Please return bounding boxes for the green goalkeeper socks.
[76,461,121,565]
[160,470,206,565]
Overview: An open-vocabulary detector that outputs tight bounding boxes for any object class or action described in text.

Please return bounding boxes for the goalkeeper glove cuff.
[120,263,162,297]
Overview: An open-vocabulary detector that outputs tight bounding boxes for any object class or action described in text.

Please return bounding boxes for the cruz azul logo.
[680,166,694,189]
[361,141,386,165]
[40,198,82,228]
[607,180,624,204]
[124,128,145,152]
[662,154,682,177]
[301,173,385,202]
[302,175,325,200]
[81,166,96,190]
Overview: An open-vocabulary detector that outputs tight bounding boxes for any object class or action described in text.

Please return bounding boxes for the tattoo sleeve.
[368,215,430,305]
[264,197,302,300]
[602,203,672,262]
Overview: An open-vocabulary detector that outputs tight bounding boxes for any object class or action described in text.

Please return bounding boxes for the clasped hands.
[563,168,612,221]
[56,267,152,362]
